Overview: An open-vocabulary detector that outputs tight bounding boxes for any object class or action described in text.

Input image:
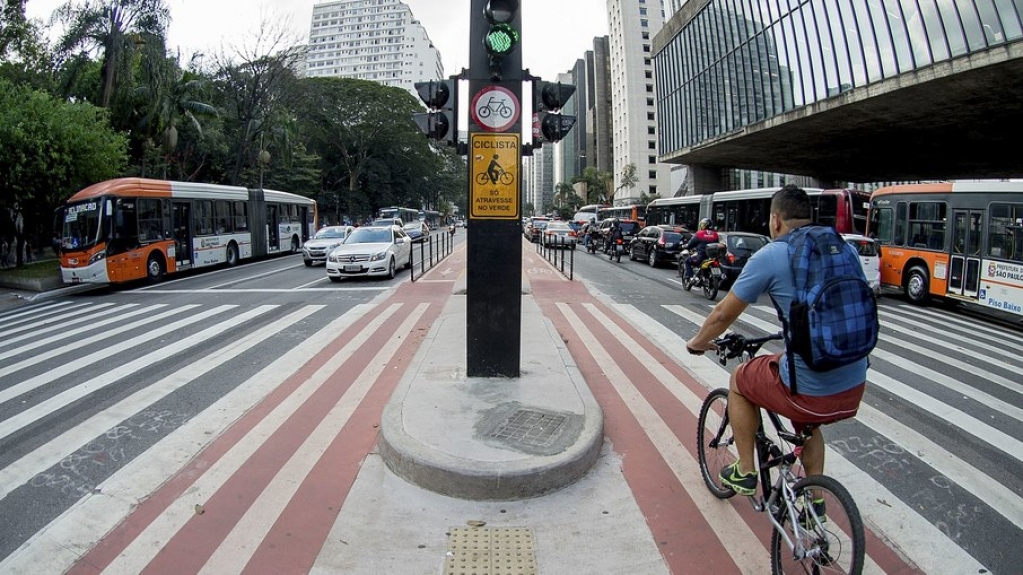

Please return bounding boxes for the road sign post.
[466,0,523,377]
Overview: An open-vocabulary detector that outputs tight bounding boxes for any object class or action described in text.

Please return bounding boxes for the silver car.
[325,225,412,281]
[303,226,354,266]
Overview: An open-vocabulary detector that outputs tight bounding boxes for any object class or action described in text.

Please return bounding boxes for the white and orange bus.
[868,182,1023,317]
[59,178,317,284]
[645,187,870,235]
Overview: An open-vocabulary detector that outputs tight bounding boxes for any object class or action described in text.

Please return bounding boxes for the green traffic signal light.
[484,22,519,55]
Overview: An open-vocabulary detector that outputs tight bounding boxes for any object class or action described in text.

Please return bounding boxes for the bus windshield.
[62,200,104,251]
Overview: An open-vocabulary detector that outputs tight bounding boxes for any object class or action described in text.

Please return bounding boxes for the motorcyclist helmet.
[612,218,620,226]
[698,218,712,230]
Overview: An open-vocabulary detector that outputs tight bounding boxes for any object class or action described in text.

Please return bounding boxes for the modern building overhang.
[659,41,1023,183]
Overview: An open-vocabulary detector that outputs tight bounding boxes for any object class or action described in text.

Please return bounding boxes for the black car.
[597,218,643,251]
[716,231,771,286]
[629,225,690,267]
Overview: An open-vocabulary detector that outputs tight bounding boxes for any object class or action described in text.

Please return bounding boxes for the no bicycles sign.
[470,133,519,220]
[471,86,520,133]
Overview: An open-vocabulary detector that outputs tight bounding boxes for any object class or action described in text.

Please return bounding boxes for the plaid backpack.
[771,226,879,395]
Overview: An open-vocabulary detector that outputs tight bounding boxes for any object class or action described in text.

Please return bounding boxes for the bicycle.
[696,331,865,574]
[475,170,514,186]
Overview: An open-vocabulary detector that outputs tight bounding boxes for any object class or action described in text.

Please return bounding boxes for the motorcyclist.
[683,218,721,280]
[581,218,597,248]
[607,218,624,260]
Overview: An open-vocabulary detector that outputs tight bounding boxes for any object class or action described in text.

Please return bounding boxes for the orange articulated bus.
[59,178,317,285]
[868,182,1023,318]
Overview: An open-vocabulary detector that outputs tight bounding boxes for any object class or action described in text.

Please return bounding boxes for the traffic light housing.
[413,79,459,146]
[532,80,577,144]
[482,0,520,81]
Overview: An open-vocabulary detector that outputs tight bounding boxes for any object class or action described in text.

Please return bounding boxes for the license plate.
[343,265,361,272]
[710,267,722,277]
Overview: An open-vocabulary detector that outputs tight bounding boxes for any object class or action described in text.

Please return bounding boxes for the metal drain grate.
[444,527,536,575]
[488,409,567,448]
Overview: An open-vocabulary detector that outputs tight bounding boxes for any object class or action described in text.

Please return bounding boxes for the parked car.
[325,225,411,281]
[541,221,578,248]
[302,225,354,266]
[403,220,430,243]
[843,233,881,295]
[629,225,689,267]
[524,217,550,242]
[715,231,771,286]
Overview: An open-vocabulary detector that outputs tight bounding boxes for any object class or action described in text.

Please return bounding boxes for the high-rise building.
[586,37,613,175]
[305,0,444,98]
[607,0,673,202]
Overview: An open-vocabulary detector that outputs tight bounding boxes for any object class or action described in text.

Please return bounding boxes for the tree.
[554,181,579,219]
[53,0,170,109]
[0,78,127,265]
[296,77,439,221]
[611,163,638,204]
[573,167,613,204]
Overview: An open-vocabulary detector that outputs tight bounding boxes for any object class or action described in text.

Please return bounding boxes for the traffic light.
[413,79,459,146]
[532,80,577,143]
[482,0,520,81]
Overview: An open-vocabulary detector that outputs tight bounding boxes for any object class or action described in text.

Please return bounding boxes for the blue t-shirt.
[730,240,868,396]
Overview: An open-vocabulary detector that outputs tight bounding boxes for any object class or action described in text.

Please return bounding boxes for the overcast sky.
[26,0,610,81]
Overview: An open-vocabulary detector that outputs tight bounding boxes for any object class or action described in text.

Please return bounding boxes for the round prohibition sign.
[471,86,520,132]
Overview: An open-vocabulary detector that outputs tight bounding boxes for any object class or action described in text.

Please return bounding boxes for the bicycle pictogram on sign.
[471,86,519,133]
[476,154,515,186]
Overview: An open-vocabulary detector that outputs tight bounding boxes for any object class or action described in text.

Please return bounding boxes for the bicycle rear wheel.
[771,474,865,575]
[696,388,738,499]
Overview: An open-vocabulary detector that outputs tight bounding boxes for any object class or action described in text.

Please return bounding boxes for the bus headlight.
[88,250,106,265]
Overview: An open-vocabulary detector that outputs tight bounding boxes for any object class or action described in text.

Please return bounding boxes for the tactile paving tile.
[444,527,537,575]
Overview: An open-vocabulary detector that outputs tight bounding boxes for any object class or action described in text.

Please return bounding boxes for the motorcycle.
[610,238,624,262]
[678,247,724,300]
[586,230,603,254]
[448,224,456,236]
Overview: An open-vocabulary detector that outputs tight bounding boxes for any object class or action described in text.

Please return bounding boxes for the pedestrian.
[24,239,33,262]
[0,237,9,268]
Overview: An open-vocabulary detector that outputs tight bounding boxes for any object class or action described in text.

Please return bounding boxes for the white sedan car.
[325,225,412,281]
[842,233,881,295]
[303,225,354,266]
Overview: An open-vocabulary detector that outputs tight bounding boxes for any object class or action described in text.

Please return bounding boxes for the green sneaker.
[719,462,757,496]
[798,498,828,529]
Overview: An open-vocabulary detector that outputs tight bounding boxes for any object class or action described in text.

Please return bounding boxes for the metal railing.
[410,229,455,281]
[535,236,575,280]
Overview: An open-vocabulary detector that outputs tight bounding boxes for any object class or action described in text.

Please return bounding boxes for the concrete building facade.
[305,0,444,97]
[585,37,614,176]
[608,0,674,202]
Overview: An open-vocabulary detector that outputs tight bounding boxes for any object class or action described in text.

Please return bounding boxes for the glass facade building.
[655,0,1023,155]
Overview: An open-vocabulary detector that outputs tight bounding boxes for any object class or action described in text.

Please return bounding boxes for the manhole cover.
[488,409,567,449]
[444,527,536,575]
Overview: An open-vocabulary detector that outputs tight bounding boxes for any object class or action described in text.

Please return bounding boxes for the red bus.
[60,178,316,284]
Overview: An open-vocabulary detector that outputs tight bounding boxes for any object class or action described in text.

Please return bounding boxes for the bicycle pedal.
[748,498,765,512]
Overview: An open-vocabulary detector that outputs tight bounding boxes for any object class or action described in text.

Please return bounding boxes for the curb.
[378,295,604,501]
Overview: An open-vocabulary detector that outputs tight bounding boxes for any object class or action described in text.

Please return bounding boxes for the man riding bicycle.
[684,185,869,498]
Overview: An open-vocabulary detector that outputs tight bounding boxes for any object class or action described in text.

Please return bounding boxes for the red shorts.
[734,354,865,432]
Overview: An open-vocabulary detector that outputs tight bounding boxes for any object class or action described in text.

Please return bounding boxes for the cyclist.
[682,218,720,281]
[684,185,868,499]
[487,154,503,184]
[606,218,624,260]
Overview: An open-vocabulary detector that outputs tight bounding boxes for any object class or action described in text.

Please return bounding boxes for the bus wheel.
[290,236,300,254]
[146,254,165,283]
[905,266,930,305]
[226,243,239,267]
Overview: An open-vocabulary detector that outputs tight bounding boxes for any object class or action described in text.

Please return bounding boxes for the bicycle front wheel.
[696,388,738,499]
[771,474,865,575]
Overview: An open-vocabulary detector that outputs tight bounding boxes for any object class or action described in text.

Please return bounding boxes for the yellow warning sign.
[470,133,520,220]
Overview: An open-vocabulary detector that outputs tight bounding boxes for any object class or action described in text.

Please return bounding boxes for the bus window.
[988,203,1023,262]
[815,194,838,228]
[196,200,214,235]
[233,201,248,231]
[907,202,946,250]
[870,206,894,244]
[215,200,233,233]
[114,199,138,243]
[138,198,163,242]
[894,202,907,246]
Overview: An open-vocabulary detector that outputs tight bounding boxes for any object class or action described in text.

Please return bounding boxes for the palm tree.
[53,0,170,108]
[134,59,218,174]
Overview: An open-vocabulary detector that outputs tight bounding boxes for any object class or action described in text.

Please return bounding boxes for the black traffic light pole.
[465,0,523,377]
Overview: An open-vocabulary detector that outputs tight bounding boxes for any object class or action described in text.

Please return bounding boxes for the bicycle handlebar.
[712,332,784,365]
